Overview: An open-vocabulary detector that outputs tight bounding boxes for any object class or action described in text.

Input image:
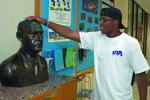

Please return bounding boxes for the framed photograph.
[88,16,92,23]
[82,0,98,14]
[81,13,86,20]
[95,17,99,24]
[87,28,93,32]
[79,23,85,31]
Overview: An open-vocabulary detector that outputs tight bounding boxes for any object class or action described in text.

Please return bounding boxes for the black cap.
[100,7,125,29]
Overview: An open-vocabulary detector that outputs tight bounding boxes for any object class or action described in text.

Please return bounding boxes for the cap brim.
[119,23,125,29]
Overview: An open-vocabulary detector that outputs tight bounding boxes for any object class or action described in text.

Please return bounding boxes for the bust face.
[22,21,44,52]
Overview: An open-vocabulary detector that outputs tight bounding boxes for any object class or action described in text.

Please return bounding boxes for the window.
[128,0,148,56]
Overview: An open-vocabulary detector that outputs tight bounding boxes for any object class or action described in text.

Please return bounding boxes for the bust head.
[17,20,44,53]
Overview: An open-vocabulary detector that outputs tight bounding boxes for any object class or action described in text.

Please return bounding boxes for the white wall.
[114,0,128,28]
[0,0,35,63]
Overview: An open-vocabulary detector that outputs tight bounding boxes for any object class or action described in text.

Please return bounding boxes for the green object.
[55,7,59,11]
[50,6,54,10]
[60,7,63,11]
[82,89,92,93]
[63,48,73,68]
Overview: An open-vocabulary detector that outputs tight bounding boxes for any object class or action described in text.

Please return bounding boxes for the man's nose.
[99,21,103,26]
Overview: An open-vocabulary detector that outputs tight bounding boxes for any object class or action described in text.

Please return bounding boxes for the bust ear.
[16,31,23,42]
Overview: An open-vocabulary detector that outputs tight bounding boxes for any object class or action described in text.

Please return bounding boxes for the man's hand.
[25,16,47,25]
[25,16,80,42]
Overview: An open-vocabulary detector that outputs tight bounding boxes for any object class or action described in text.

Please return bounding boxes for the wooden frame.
[35,0,41,17]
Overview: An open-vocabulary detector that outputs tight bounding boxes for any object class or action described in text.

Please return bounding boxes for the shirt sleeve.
[129,38,149,74]
[79,31,101,51]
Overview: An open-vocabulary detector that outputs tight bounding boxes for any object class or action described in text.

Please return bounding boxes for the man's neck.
[106,31,122,38]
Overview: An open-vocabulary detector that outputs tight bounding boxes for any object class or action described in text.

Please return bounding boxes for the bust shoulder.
[0,53,20,72]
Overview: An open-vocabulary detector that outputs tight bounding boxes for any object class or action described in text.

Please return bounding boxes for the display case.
[0,74,77,100]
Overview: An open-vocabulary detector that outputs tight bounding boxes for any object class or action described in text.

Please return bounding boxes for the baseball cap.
[100,7,125,29]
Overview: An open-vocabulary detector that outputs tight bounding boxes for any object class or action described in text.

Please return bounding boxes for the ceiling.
[135,0,150,13]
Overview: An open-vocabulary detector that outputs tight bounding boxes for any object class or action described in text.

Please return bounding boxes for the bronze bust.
[0,20,49,87]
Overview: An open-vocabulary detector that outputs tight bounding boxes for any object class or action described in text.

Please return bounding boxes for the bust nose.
[37,33,43,40]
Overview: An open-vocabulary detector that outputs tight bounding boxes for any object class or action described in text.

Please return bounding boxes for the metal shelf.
[77,73,93,99]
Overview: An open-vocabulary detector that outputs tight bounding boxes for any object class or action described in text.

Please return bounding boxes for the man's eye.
[103,19,106,22]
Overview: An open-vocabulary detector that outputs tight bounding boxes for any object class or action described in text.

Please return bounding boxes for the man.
[25,7,149,100]
[0,20,49,87]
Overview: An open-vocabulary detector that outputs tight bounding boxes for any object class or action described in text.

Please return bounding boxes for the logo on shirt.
[112,50,122,56]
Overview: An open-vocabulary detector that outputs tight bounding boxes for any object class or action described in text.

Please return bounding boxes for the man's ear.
[114,20,119,27]
[16,31,23,42]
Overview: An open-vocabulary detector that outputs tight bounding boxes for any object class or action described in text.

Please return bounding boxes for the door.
[137,23,143,50]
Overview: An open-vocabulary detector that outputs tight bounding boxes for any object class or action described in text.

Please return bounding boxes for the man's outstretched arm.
[25,16,80,42]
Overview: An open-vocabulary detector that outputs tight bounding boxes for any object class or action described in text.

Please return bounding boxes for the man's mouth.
[100,27,104,31]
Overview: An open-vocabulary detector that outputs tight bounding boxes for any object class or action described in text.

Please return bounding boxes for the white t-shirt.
[79,31,149,100]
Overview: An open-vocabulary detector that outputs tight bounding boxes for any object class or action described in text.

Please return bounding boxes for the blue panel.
[41,0,76,75]
[41,0,101,75]
[77,0,101,72]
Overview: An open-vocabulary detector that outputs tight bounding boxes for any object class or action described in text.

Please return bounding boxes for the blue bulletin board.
[77,0,100,72]
[41,0,75,75]
[41,0,101,75]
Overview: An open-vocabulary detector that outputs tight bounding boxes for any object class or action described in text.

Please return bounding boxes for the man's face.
[22,21,44,52]
[99,16,115,34]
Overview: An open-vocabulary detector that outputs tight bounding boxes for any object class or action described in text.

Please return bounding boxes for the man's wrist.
[44,19,49,26]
